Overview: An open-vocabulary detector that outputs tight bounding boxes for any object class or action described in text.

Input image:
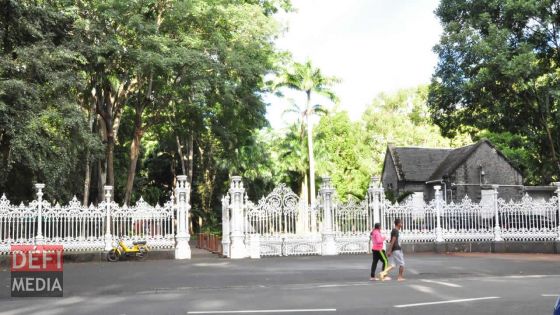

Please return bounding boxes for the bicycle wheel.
[106,249,119,262]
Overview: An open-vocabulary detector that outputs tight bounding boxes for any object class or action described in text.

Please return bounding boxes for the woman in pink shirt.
[370,223,391,280]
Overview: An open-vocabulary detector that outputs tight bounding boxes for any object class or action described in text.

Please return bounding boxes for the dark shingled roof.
[387,145,451,182]
[386,139,520,183]
[429,143,479,181]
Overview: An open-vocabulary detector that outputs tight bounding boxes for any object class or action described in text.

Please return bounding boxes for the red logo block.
[10,245,64,297]
[11,245,64,272]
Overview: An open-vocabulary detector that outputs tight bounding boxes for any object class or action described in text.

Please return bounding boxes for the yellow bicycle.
[106,239,149,262]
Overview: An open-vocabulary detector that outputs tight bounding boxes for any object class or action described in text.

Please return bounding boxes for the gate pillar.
[491,185,503,242]
[175,175,192,259]
[320,177,337,256]
[229,176,248,259]
[367,176,382,227]
[103,185,113,251]
[221,194,231,257]
[554,182,560,242]
[434,185,444,243]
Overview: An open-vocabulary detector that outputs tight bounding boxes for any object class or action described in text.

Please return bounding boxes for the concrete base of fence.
[492,241,506,253]
[0,250,176,268]
[492,241,558,254]
[402,241,560,254]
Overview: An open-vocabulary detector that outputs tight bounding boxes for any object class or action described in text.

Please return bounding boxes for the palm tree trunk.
[306,91,316,206]
[301,173,309,204]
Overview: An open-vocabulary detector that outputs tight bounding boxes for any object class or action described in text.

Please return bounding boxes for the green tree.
[363,85,470,175]
[314,111,373,200]
[136,0,289,229]
[275,60,339,205]
[275,123,309,200]
[429,0,560,183]
[0,0,101,202]
[473,130,540,184]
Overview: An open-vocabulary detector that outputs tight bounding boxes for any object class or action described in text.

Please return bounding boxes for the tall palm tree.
[276,60,339,205]
[277,123,309,201]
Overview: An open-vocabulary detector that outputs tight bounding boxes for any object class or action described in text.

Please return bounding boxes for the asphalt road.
[0,250,559,315]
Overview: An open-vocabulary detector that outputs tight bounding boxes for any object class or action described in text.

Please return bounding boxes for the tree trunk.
[189,213,194,236]
[306,91,316,206]
[538,95,560,175]
[187,134,194,186]
[99,88,116,191]
[97,158,106,203]
[123,71,152,205]
[96,115,108,203]
[123,115,143,205]
[106,135,115,188]
[543,122,560,174]
[95,75,136,200]
[83,155,91,205]
[83,96,96,205]
[176,135,186,175]
[186,135,194,236]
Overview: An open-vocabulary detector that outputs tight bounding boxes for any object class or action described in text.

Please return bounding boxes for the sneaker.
[383,276,392,281]
[370,277,379,281]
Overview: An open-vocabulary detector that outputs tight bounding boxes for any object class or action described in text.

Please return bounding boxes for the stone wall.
[381,151,399,193]
[450,142,523,202]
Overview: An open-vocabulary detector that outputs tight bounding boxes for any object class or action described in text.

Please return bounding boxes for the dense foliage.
[429,0,560,184]
[0,0,290,233]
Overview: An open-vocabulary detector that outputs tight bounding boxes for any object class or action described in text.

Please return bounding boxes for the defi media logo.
[11,245,63,297]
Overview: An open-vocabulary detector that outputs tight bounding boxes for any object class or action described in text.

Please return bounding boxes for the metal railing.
[381,184,560,243]
[0,182,188,254]
[196,233,222,254]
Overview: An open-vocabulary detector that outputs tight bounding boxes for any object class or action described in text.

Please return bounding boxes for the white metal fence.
[381,185,560,243]
[381,199,437,243]
[333,196,372,254]
[223,177,560,259]
[222,176,382,258]
[0,178,192,256]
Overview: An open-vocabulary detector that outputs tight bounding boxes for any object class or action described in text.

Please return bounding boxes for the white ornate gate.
[221,176,383,258]
[333,197,372,254]
[244,184,321,256]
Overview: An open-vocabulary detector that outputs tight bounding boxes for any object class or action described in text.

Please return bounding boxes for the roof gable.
[429,143,479,180]
[382,146,402,181]
[384,139,522,183]
[387,145,451,182]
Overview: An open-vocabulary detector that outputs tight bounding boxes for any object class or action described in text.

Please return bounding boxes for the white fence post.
[175,175,191,259]
[35,183,45,245]
[221,194,231,257]
[248,234,261,259]
[320,176,337,256]
[492,185,503,242]
[229,176,247,259]
[553,182,560,242]
[370,176,383,226]
[103,185,113,251]
[434,185,444,243]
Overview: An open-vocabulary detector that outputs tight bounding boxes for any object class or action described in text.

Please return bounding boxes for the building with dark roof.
[381,139,523,202]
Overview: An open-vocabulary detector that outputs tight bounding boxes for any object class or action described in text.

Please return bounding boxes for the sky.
[265,0,442,129]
